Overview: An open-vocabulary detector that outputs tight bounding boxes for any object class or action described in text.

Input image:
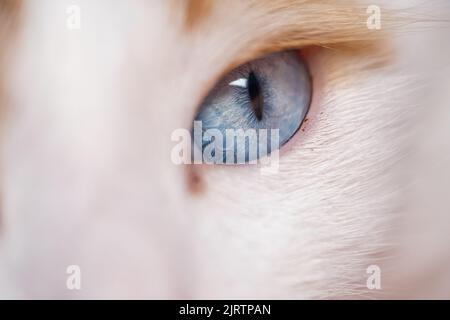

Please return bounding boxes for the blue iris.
[194,51,311,164]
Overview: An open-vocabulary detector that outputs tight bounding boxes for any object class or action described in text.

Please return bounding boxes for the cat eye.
[193,50,312,164]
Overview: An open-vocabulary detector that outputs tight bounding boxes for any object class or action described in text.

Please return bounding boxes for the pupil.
[248,71,263,121]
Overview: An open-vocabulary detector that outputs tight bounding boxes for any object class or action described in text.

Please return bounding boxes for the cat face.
[0,0,449,299]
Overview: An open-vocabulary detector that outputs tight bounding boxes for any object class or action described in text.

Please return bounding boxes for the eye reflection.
[193,50,312,164]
